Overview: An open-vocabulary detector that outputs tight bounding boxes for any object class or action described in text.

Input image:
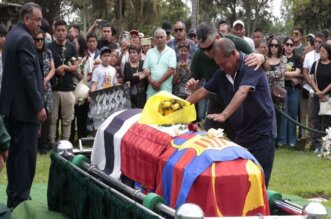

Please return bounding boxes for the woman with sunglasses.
[281,37,303,147]
[34,29,55,154]
[266,38,287,147]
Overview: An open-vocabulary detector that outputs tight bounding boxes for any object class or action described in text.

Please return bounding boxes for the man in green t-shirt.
[189,22,266,140]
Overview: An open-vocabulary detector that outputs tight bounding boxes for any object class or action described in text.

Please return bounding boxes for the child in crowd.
[91,46,118,92]
[173,42,191,99]
[109,49,123,84]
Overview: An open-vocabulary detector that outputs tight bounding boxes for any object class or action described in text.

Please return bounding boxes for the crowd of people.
[1,1,331,209]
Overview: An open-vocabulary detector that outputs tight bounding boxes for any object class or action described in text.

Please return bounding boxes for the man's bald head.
[214,38,236,57]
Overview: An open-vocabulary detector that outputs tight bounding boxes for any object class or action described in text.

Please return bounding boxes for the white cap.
[233,20,245,28]
[138,32,144,38]
[307,33,315,39]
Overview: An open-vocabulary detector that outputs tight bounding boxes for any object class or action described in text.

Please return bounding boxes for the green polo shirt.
[190,34,253,104]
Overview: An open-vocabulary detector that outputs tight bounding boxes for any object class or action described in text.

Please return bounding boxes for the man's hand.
[37,108,47,123]
[207,113,227,123]
[151,80,161,90]
[245,53,265,71]
[179,60,189,70]
[186,78,200,93]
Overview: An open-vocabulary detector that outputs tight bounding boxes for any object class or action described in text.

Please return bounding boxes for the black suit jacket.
[0,23,44,124]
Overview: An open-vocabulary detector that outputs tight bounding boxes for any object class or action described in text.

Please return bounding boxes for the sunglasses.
[174,28,184,32]
[285,43,294,47]
[199,40,215,52]
[293,32,300,36]
[270,43,279,48]
[0,34,6,38]
[34,38,44,42]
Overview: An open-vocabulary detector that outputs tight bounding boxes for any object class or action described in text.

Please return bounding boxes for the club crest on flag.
[171,131,240,156]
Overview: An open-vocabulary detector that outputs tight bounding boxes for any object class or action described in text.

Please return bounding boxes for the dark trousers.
[70,102,89,143]
[130,92,147,109]
[237,133,275,188]
[6,119,38,208]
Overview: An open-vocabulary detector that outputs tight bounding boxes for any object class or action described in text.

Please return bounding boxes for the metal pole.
[56,154,164,219]
[62,151,176,218]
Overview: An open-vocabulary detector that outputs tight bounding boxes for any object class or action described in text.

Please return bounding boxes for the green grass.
[0,147,330,208]
[0,153,51,184]
[269,147,331,208]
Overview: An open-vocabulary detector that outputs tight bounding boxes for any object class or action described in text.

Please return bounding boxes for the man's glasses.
[270,43,279,48]
[199,40,215,52]
[34,38,44,42]
[293,32,300,36]
[0,34,6,38]
[174,28,184,32]
[285,43,294,47]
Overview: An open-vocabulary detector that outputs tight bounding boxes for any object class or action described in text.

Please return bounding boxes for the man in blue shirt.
[186,38,276,187]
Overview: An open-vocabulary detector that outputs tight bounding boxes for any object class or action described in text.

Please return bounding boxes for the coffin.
[91,109,270,217]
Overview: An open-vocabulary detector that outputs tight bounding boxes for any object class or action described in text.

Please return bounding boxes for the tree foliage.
[291,0,331,34]
[198,0,274,36]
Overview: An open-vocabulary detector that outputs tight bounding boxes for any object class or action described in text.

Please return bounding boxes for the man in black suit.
[0,2,46,208]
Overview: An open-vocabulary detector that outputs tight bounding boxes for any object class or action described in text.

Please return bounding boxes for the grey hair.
[154,27,166,38]
[196,22,218,43]
[216,38,236,57]
[175,21,186,30]
[19,2,42,22]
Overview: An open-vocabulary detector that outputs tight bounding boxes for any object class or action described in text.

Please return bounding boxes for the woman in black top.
[123,45,149,108]
[310,43,331,137]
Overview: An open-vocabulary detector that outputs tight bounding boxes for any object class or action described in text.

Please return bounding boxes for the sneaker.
[314,148,320,154]
[289,143,295,147]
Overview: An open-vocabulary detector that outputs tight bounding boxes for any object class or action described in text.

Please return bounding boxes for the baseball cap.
[188,28,197,36]
[130,29,139,36]
[139,32,144,38]
[233,20,245,28]
[162,21,172,34]
[0,24,7,34]
[100,46,112,56]
[306,33,315,39]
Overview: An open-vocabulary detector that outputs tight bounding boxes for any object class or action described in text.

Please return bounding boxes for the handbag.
[314,61,331,115]
[319,95,331,115]
[271,84,287,103]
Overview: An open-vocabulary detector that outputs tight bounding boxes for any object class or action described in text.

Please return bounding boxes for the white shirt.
[303,50,320,72]
[92,64,117,90]
[244,36,255,52]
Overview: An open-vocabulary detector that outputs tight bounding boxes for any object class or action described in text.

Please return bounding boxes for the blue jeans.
[277,86,300,145]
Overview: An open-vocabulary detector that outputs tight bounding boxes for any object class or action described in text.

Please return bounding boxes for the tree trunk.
[191,0,199,29]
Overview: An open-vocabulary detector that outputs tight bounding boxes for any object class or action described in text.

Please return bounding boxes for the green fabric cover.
[48,153,160,219]
[267,190,283,215]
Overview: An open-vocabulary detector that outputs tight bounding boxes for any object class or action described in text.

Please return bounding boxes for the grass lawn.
[269,147,331,208]
[0,146,330,209]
